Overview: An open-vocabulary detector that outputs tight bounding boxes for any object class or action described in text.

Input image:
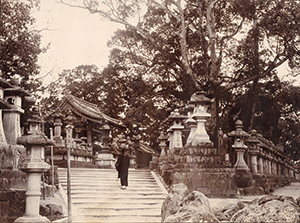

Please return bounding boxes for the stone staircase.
[58,168,167,222]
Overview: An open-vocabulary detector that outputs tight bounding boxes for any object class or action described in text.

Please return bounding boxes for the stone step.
[59,178,157,183]
[57,168,165,222]
[71,195,165,200]
[72,199,164,206]
[83,215,161,223]
[74,202,162,209]
[69,189,164,195]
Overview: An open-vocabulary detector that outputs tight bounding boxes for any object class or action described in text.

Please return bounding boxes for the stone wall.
[0,143,27,222]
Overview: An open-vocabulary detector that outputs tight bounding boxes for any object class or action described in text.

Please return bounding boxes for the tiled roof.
[60,94,125,128]
[139,142,155,154]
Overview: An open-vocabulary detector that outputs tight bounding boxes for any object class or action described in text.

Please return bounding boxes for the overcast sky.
[32,1,122,86]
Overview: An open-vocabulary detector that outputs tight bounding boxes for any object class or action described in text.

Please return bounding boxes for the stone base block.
[233,169,253,188]
[14,215,50,223]
[95,153,115,168]
[172,168,237,198]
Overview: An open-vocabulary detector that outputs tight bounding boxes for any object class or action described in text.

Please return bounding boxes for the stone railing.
[153,91,297,196]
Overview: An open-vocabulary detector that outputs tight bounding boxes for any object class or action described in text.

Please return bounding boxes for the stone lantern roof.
[0,77,13,88]
[4,78,31,97]
[0,99,11,109]
[189,91,214,105]
[168,109,186,120]
[246,129,260,145]
[17,133,54,146]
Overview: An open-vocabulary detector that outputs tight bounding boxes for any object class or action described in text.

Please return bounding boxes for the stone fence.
[151,91,298,197]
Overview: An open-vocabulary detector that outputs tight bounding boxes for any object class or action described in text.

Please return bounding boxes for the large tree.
[58,0,300,152]
[0,0,44,92]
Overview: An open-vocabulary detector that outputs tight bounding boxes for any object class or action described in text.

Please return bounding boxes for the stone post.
[14,107,53,223]
[258,156,264,174]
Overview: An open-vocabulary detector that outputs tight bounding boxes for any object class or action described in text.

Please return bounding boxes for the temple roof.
[57,94,126,128]
[139,142,156,154]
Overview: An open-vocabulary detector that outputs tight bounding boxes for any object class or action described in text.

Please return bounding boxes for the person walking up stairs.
[58,168,167,222]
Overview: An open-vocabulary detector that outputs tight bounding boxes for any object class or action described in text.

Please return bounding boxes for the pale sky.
[32,0,123,86]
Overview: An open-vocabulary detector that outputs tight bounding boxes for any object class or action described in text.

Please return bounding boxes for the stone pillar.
[168,128,174,152]
[263,157,267,174]
[272,160,277,175]
[277,163,281,175]
[258,156,264,174]
[14,107,53,223]
[249,151,258,174]
[268,159,272,175]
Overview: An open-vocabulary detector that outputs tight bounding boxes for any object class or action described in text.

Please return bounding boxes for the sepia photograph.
[0,0,300,222]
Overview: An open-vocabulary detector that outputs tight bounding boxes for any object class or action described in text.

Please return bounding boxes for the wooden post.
[65,125,73,222]
[50,128,55,197]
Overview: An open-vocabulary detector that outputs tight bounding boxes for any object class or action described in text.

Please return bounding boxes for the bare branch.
[224,55,288,91]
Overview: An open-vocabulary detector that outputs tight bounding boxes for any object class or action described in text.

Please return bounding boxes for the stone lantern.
[158,132,168,163]
[168,109,186,152]
[0,78,13,143]
[228,120,250,171]
[189,91,214,146]
[53,111,64,146]
[15,107,53,223]
[246,130,260,174]
[3,78,31,145]
[95,123,115,168]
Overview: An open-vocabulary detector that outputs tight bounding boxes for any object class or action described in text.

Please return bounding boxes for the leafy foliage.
[54,0,300,157]
[0,0,44,89]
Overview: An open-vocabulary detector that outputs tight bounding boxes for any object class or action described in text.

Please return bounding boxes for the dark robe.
[115,153,130,186]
